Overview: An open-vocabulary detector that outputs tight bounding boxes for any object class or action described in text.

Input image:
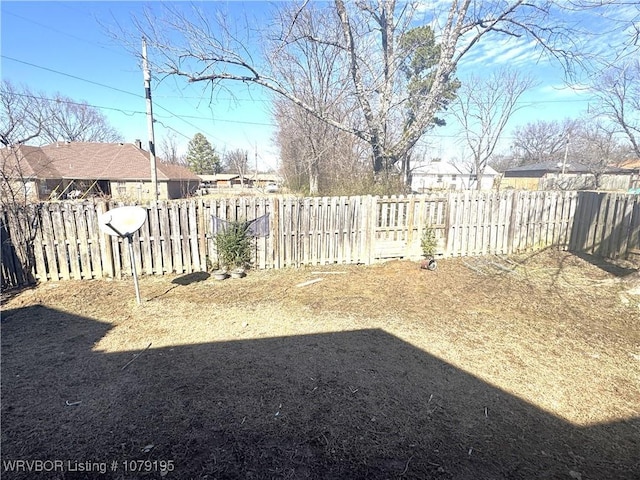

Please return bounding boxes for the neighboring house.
[501,161,632,191]
[251,173,283,189]
[1,141,200,202]
[198,174,242,190]
[197,173,283,192]
[619,158,640,170]
[1,145,61,202]
[619,159,640,191]
[411,161,498,192]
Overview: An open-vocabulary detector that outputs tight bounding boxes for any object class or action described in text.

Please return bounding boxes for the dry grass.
[2,249,639,479]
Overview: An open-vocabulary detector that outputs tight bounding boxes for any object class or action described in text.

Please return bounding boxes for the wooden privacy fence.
[1,191,639,287]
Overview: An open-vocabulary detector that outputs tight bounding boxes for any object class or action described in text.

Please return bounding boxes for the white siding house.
[411,161,498,192]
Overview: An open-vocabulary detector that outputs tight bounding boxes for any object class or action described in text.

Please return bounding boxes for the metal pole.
[142,37,158,202]
[127,235,142,305]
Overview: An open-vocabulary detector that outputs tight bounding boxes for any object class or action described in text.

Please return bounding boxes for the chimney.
[135,139,142,150]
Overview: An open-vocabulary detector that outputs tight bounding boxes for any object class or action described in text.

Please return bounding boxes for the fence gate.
[372,195,448,261]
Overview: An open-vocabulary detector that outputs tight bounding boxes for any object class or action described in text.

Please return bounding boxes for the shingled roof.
[504,161,592,174]
[39,142,200,181]
[1,145,61,179]
[504,161,628,175]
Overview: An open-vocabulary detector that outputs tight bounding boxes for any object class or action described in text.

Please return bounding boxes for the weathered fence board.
[2,191,639,288]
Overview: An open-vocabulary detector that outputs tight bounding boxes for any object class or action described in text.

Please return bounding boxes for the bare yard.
[1,249,639,479]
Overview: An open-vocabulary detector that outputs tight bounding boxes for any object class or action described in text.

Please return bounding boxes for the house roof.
[412,161,499,176]
[157,162,201,181]
[505,161,630,176]
[39,142,200,182]
[199,174,240,182]
[1,145,61,179]
[505,161,592,174]
[198,173,282,183]
[413,162,464,175]
[619,158,640,169]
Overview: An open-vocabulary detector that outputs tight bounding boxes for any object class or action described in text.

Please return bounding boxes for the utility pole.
[142,37,158,202]
[561,135,569,175]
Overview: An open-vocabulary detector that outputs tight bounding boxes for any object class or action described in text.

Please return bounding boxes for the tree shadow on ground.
[1,306,638,480]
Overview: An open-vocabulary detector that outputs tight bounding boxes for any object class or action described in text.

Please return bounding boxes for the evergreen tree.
[186,133,220,174]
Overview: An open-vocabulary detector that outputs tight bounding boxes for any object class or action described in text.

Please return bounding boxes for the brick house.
[1,141,200,202]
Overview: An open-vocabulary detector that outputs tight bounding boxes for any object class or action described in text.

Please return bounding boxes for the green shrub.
[214,219,253,270]
[421,225,437,257]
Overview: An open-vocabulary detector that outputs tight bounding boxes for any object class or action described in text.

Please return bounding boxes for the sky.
[1,1,636,170]
[1,1,281,170]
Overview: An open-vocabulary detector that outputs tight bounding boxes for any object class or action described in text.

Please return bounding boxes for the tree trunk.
[372,143,385,174]
[400,154,411,189]
[309,157,319,195]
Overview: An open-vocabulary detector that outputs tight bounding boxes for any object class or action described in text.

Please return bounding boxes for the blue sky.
[1,1,633,168]
[1,1,280,169]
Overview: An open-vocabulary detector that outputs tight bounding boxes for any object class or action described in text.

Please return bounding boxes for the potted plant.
[212,265,229,281]
[230,268,246,279]
[213,219,253,278]
[204,255,227,280]
[420,224,438,271]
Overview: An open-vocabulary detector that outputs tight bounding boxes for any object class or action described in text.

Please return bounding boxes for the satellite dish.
[99,206,147,237]
[98,206,147,305]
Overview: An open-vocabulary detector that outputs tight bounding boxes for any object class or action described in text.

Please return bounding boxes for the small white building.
[411,161,499,192]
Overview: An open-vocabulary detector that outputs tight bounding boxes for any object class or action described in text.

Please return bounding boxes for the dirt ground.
[1,249,639,480]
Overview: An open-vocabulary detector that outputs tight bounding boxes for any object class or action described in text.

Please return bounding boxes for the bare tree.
[0,145,50,285]
[571,119,630,187]
[564,0,639,63]
[268,2,359,194]
[1,82,48,285]
[224,148,250,187]
[1,81,122,146]
[450,68,536,189]
[510,118,580,166]
[274,104,309,193]
[0,81,46,147]
[1,82,123,285]
[159,132,186,165]
[133,1,574,183]
[275,96,371,195]
[41,93,122,143]
[488,152,517,173]
[508,115,630,187]
[588,59,640,158]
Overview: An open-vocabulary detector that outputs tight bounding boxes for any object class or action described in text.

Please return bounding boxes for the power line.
[1,55,277,129]
[1,55,141,98]
[1,86,570,145]
[2,55,274,156]
[3,55,593,148]
[1,58,215,144]
[8,91,143,117]
[2,10,130,59]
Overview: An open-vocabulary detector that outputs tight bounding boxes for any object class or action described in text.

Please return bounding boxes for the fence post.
[444,193,452,256]
[270,197,280,269]
[95,201,114,279]
[617,195,636,259]
[506,191,519,254]
[405,196,416,258]
[361,195,376,265]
